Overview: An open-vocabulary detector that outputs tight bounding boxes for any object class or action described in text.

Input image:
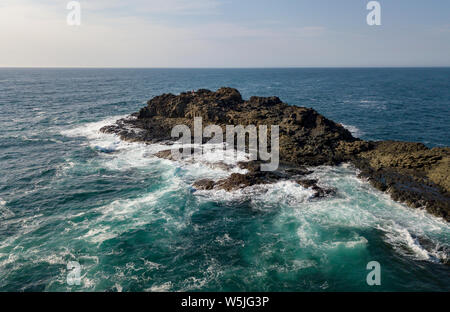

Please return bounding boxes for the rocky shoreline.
[101,87,449,221]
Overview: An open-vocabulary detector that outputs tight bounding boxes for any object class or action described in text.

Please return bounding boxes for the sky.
[0,0,449,67]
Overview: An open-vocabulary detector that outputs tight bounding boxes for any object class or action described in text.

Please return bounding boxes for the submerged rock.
[101,87,449,221]
[296,179,336,198]
[192,162,310,192]
[193,179,215,190]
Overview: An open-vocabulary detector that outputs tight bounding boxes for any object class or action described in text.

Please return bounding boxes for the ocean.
[0,68,449,291]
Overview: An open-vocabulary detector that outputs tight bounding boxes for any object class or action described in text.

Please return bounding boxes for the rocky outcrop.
[102,87,356,166]
[101,87,449,221]
[192,160,334,197]
[352,142,449,220]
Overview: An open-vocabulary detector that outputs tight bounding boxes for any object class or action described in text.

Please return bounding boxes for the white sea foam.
[0,198,14,219]
[358,99,387,111]
[59,116,449,266]
[0,253,19,269]
[380,223,432,261]
[341,124,364,137]
[215,233,233,246]
[60,116,247,177]
[61,115,170,171]
[326,235,368,249]
[61,115,128,139]
[146,281,173,292]
[289,164,450,262]
[184,143,250,166]
[37,253,68,265]
[292,259,317,270]
[194,180,316,211]
[142,259,163,270]
[81,226,117,244]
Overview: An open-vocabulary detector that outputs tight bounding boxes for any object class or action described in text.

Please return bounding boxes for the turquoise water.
[0,68,449,291]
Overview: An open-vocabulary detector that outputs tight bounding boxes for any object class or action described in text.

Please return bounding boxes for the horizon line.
[1,66,450,69]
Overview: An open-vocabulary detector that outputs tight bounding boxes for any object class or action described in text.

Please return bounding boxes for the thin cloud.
[0,0,449,67]
[83,0,223,15]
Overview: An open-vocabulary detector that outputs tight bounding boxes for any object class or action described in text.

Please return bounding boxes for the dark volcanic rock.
[101,87,356,166]
[296,179,336,198]
[353,141,450,221]
[193,179,215,190]
[216,173,268,191]
[191,161,314,192]
[154,149,174,160]
[101,87,450,221]
[154,148,202,160]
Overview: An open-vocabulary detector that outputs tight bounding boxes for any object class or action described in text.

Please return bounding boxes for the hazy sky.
[1,0,449,67]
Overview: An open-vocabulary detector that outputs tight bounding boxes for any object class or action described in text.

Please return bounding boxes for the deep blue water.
[0,68,449,291]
